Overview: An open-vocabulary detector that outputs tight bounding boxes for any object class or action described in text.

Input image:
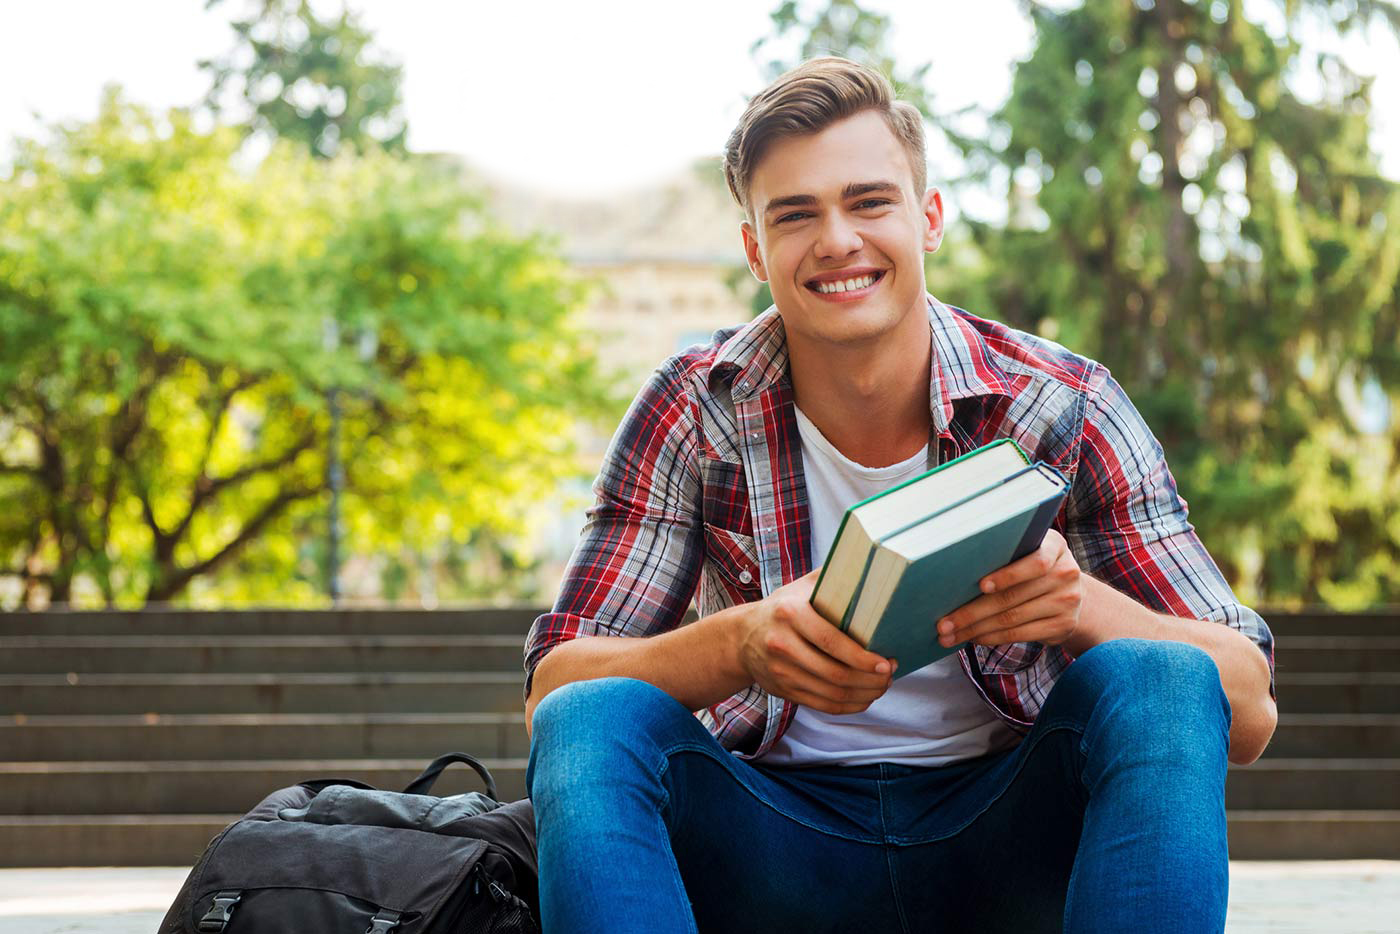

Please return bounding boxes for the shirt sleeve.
[522,361,705,702]
[1063,364,1276,696]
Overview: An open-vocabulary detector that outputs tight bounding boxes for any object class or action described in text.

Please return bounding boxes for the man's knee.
[527,676,699,799]
[1060,638,1231,744]
[531,676,691,744]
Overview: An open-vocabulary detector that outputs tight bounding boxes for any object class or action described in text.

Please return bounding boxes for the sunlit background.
[3,0,1398,610]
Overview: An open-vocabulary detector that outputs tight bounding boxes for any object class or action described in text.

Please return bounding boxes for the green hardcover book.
[810,440,1070,677]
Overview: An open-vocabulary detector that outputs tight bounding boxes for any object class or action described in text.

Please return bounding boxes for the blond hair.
[723,57,928,218]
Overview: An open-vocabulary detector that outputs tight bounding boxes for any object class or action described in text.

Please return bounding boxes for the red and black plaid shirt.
[525,298,1275,759]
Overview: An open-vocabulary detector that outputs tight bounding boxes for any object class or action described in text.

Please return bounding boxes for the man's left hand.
[936,529,1084,649]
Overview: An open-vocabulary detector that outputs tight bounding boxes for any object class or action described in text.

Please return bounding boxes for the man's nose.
[814,211,862,259]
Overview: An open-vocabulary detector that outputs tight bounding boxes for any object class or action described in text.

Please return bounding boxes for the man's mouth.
[806,270,885,295]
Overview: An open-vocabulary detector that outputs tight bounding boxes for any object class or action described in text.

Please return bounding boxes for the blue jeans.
[526,639,1232,933]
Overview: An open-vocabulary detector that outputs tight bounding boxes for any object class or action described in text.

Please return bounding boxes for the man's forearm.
[524,606,753,737]
[1065,576,1277,764]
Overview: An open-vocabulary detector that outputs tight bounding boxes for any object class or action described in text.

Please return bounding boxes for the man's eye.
[776,212,810,224]
[855,199,892,210]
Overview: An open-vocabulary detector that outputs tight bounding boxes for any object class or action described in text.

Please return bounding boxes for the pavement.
[2,863,1399,933]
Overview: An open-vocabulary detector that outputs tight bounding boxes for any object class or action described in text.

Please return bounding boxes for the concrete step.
[0,636,529,674]
[6,672,1391,717]
[1273,673,1400,713]
[1259,611,1400,637]
[3,712,1394,764]
[0,713,531,761]
[5,634,1395,676]
[0,815,238,868]
[1263,715,1400,758]
[0,759,531,815]
[2,672,1395,716]
[3,758,1395,816]
[1273,637,1400,673]
[1,810,1397,867]
[0,672,526,715]
[1222,760,1400,810]
[1226,811,1400,860]
[0,608,544,637]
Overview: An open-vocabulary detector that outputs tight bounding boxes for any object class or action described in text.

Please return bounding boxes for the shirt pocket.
[974,641,1045,675]
[702,522,763,606]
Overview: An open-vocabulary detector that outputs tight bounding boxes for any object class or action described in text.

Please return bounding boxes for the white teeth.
[815,274,877,294]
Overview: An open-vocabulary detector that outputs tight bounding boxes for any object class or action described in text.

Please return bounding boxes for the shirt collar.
[709,296,1014,428]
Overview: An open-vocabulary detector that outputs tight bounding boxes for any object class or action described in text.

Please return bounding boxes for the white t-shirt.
[759,407,1022,767]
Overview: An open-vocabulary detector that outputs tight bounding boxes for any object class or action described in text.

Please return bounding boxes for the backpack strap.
[197,891,242,932]
[365,908,402,933]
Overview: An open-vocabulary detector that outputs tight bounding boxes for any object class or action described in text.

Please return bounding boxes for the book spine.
[1009,488,1067,563]
[840,548,880,634]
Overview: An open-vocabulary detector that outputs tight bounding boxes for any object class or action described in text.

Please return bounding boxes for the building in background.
[477,159,760,602]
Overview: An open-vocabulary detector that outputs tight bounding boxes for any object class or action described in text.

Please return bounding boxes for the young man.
[523,58,1276,933]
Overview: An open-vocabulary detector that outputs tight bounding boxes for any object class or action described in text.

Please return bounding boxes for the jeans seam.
[658,740,885,845]
[878,765,913,934]
[655,808,700,934]
[884,721,1085,845]
[885,845,912,934]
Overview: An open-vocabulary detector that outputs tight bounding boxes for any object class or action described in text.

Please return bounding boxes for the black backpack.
[158,753,539,934]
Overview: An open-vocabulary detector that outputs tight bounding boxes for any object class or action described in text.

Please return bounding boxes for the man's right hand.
[734,568,897,714]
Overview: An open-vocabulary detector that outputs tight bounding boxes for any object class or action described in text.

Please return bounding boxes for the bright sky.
[2,0,1397,196]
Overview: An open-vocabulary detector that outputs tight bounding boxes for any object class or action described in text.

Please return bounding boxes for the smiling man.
[523,58,1276,933]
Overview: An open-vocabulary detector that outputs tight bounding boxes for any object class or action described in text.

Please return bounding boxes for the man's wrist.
[1062,577,1122,657]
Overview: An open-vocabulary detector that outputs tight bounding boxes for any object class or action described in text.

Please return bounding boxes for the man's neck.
[786,308,933,469]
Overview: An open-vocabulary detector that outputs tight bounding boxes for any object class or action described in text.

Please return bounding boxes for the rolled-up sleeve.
[523,362,705,702]
[1064,364,1276,696]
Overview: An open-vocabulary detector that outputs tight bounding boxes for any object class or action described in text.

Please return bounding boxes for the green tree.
[0,94,610,608]
[954,0,1400,606]
[752,0,933,113]
[201,0,407,158]
[762,0,1400,606]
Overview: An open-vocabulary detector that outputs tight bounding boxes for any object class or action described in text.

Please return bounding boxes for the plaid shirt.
[525,298,1275,759]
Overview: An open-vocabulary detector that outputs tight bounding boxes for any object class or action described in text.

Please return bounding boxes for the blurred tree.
[0,94,610,607]
[762,0,1400,606]
[201,0,407,158]
[953,0,1400,606]
[752,0,933,114]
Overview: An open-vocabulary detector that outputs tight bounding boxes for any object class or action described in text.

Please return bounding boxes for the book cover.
[864,490,1066,676]
[810,438,1030,625]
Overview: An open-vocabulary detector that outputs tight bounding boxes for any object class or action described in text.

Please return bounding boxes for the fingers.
[791,603,894,675]
[978,530,1066,595]
[938,574,1058,645]
[944,592,1075,647]
[772,626,894,695]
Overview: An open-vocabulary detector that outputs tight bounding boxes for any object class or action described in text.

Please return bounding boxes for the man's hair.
[723,57,927,218]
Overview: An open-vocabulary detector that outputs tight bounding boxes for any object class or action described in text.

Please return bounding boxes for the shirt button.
[739,570,753,584]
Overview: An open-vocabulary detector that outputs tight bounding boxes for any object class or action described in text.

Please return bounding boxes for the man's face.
[741,109,943,351]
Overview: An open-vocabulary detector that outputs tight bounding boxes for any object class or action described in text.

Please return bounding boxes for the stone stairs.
[1,609,1397,866]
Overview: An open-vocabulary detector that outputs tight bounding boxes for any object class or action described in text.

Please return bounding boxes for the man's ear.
[922,187,945,254]
[741,220,769,283]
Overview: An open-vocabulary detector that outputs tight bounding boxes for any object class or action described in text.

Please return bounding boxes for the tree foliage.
[0,93,610,607]
[761,0,1400,607]
[201,0,407,158]
[957,0,1400,607]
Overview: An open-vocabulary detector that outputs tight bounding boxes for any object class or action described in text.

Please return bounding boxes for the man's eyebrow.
[762,194,817,215]
[843,180,901,199]
[761,182,902,216]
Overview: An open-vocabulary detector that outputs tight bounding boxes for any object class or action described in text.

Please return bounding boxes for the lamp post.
[322,317,343,604]
[322,319,378,605]
[326,385,344,605]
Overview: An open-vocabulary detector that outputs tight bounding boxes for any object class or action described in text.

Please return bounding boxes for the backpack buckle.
[366,908,402,933]
[197,891,242,932]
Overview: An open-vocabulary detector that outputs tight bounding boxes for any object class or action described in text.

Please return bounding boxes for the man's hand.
[736,568,897,714]
[936,529,1083,650]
